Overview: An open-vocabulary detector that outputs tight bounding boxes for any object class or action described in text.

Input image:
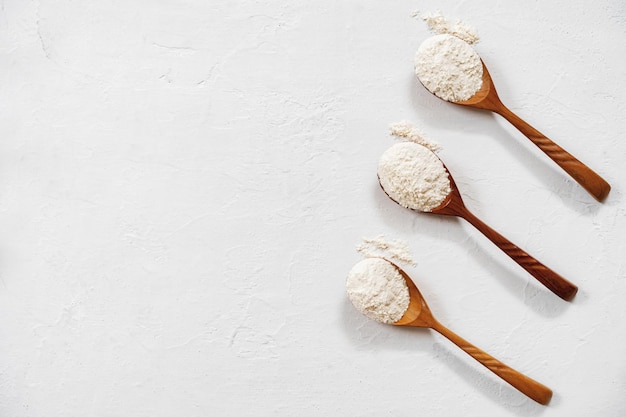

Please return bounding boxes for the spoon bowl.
[390,262,553,405]
[378,158,578,301]
[422,60,611,201]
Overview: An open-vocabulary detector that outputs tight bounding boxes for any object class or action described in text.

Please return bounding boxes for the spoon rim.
[385,261,433,328]
[454,60,497,107]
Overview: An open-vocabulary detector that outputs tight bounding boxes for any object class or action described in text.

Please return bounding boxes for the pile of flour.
[415,10,479,45]
[389,120,440,152]
[346,257,410,324]
[415,34,483,102]
[414,12,483,103]
[378,142,451,212]
[356,235,416,266]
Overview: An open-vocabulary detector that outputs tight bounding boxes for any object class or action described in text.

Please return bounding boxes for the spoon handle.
[495,105,610,201]
[431,320,552,405]
[460,208,578,301]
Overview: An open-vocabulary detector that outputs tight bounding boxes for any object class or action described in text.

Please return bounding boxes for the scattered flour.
[356,235,415,266]
[389,121,440,152]
[378,142,450,211]
[415,33,483,102]
[346,257,410,324]
[414,10,479,45]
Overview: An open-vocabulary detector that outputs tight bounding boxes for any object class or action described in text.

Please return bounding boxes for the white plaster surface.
[1,0,625,415]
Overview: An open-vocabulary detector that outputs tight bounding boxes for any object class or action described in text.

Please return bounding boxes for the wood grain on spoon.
[378,168,578,301]
[392,264,553,405]
[454,61,611,202]
[428,170,578,301]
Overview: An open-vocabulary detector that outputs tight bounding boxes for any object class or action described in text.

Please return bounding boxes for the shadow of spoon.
[378,157,578,301]
[390,261,553,405]
[428,60,610,202]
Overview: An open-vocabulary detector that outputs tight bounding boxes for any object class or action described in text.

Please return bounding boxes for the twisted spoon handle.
[431,320,552,405]
[460,208,578,301]
[496,105,610,201]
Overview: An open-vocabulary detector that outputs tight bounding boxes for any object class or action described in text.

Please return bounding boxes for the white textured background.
[1,0,625,416]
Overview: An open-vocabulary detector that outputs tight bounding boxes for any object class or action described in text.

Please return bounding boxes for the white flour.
[389,120,440,152]
[415,33,483,102]
[356,235,415,266]
[378,142,450,212]
[346,257,410,324]
[415,10,479,45]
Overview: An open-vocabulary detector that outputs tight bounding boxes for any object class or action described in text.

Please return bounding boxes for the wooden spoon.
[451,61,610,201]
[378,163,578,301]
[391,262,553,405]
